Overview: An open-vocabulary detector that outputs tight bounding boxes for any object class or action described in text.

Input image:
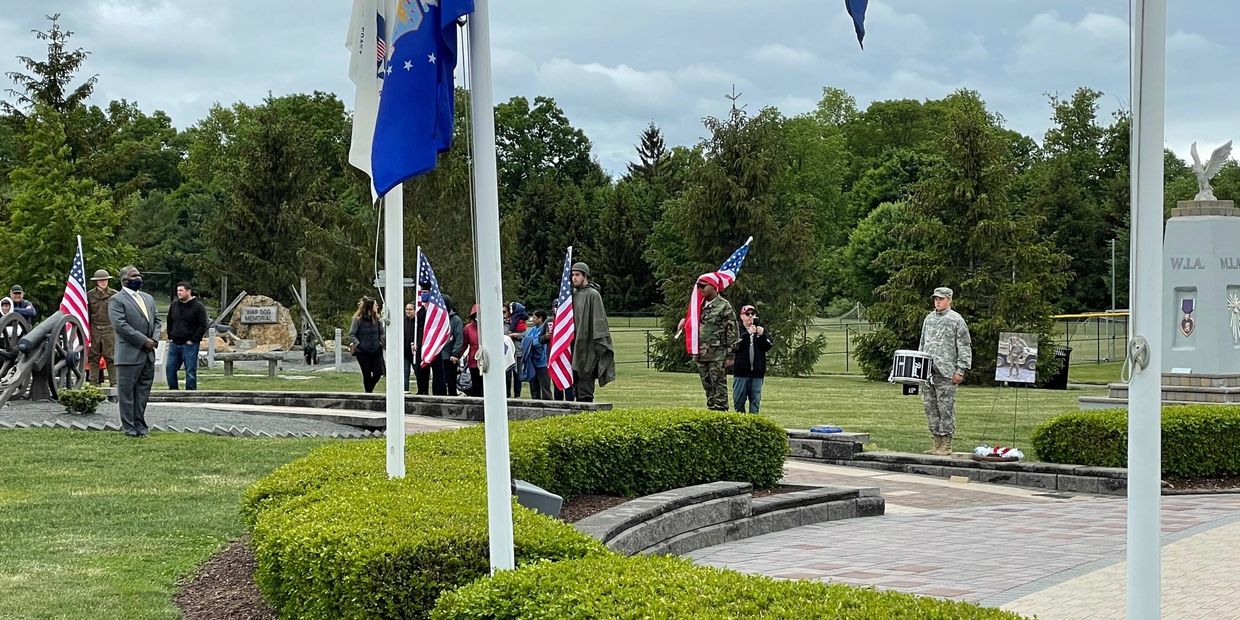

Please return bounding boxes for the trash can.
[1040,346,1072,390]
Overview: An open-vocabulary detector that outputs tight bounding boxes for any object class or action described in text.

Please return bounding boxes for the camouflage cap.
[932,287,953,299]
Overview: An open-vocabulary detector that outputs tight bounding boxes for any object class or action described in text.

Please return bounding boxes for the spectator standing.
[165,281,209,390]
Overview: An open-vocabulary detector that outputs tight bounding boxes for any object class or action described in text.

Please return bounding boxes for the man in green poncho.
[570,262,615,402]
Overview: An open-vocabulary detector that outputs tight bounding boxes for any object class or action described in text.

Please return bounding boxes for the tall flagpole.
[467,0,516,572]
[384,189,407,478]
[1128,0,1163,617]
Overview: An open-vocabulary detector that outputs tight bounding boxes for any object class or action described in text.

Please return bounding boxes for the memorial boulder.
[227,295,297,350]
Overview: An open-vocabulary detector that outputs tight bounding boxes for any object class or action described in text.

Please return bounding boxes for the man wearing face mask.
[108,266,161,438]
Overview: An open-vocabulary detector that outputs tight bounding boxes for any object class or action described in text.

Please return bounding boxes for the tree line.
[3,15,1235,380]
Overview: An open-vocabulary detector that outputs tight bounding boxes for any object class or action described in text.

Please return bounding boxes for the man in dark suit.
[108,265,161,438]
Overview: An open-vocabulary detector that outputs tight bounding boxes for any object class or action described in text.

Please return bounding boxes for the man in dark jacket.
[9,285,37,322]
[165,281,209,390]
[732,305,773,413]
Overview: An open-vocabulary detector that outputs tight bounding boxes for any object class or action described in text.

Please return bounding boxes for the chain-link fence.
[618,310,1131,374]
[1051,311,1129,365]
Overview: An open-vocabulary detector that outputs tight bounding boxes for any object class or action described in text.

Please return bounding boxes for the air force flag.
[371,0,474,196]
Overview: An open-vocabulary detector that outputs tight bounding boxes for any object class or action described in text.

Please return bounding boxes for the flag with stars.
[59,236,90,348]
[371,0,474,196]
[548,247,576,390]
[415,247,451,366]
[684,237,752,355]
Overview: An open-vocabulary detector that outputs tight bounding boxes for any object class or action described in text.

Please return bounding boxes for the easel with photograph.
[974,331,1039,462]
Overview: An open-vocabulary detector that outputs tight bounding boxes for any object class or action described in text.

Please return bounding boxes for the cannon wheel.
[0,313,32,403]
[45,314,87,400]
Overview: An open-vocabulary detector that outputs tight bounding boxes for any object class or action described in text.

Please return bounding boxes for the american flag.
[59,236,90,348]
[415,248,451,367]
[548,247,576,390]
[375,11,387,77]
[684,237,752,355]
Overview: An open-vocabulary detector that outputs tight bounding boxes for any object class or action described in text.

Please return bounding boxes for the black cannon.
[0,311,87,406]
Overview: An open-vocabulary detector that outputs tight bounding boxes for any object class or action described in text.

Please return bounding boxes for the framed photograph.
[996,332,1038,384]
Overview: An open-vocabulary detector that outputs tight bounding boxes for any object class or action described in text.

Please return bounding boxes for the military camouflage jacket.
[919,309,972,378]
[696,296,739,363]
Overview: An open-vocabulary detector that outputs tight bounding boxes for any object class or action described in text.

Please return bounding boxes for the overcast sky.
[2,1,1237,174]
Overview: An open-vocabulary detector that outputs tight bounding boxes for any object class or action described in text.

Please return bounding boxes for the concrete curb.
[575,482,884,557]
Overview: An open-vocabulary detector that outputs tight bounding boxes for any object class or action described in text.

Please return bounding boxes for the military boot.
[924,435,942,455]
[935,435,954,456]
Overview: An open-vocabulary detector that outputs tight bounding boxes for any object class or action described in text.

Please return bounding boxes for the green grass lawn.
[0,431,330,619]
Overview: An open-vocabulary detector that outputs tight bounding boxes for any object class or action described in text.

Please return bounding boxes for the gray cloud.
[2,0,1239,174]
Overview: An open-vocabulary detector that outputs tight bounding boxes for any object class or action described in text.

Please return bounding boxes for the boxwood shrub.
[431,554,1026,619]
[245,408,789,619]
[1032,405,1240,477]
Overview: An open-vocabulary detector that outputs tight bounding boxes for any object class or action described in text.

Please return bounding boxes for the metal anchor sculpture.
[0,311,88,406]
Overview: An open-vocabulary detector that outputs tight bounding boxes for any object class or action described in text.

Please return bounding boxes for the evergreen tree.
[854,90,1069,384]
[627,123,670,180]
[2,14,97,119]
[0,106,131,307]
[647,105,825,376]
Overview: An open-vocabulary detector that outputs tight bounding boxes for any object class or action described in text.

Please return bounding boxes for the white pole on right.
[466,0,516,573]
[1127,0,1164,617]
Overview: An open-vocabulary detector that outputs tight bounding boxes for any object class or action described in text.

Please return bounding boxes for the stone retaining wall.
[574,481,884,557]
[787,430,1131,496]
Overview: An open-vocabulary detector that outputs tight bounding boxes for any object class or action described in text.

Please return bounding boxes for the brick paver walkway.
[688,460,1240,617]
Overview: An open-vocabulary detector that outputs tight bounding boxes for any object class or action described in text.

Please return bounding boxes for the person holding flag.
[679,238,751,411]
[546,255,616,403]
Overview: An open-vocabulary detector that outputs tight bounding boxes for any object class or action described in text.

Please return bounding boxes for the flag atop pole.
[346,0,386,199]
[844,0,868,49]
[371,0,474,196]
[60,236,91,347]
[548,247,575,390]
[684,237,752,356]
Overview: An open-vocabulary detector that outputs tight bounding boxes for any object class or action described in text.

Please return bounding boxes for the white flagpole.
[384,189,407,478]
[1128,0,1163,617]
[467,0,516,572]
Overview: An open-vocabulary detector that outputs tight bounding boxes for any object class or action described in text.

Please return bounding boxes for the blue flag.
[371,0,474,197]
[845,0,868,49]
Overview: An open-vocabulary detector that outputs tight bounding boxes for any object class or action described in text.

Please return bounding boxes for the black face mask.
[125,277,143,291]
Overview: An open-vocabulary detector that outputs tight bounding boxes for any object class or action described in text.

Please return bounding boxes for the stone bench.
[213,352,284,378]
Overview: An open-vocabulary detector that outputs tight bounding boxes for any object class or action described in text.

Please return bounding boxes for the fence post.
[844,327,850,373]
[335,327,343,372]
[207,327,216,368]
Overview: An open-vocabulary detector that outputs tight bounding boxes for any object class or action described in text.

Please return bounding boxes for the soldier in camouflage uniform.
[919,287,972,455]
[693,277,739,411]
[87,269,119,386]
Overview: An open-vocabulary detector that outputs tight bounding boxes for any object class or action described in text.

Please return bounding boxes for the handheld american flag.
[548,247,575,390]
[684,237,752,355]
[60,236,90,348]
[415,248,451,366]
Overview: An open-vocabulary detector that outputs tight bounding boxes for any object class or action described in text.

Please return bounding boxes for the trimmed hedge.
[431,554,1026,619]
[245,408,789,619]
[1032,405,1240,477]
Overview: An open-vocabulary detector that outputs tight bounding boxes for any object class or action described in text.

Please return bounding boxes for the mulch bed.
[1162,476,1240,494]
[174,536,275,620]
[558,494,632,522]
